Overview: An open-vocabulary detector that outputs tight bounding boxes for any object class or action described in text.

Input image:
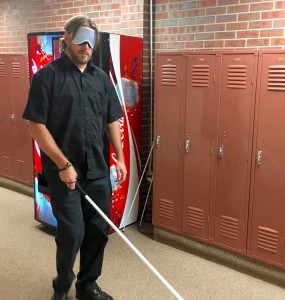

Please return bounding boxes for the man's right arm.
[28,121,77,189]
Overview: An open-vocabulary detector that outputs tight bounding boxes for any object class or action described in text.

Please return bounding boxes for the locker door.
[153,54,184,231]
[0,55,13,179]
[248,52,285,266]
[9,55,32,184]
[182,54,218,239]
[214,53,258,252]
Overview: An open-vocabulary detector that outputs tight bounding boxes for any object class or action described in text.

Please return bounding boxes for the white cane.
[76,182,184,300]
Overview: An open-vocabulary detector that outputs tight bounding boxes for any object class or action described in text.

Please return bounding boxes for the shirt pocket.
[88,91,108,116]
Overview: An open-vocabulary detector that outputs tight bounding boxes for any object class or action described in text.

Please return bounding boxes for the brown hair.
[60,15,100,53]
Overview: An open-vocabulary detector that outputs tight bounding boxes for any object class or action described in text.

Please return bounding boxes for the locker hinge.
[246,153,250,161]
[181,73,183,81]
[213,74,216,83]
[208,215,210,223]
[251,76,254,84]
[210,147,213,155]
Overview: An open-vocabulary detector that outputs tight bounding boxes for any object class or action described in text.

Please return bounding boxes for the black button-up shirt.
[23,53,123,179]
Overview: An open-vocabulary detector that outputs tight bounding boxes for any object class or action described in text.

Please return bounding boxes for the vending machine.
[27,31,142,229]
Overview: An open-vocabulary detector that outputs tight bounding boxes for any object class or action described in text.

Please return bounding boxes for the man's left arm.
[107,120,127,183]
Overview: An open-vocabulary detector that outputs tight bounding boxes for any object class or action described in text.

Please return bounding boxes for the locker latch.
[156,136,161,147]
[257,150,262,165]
[185,140,190,153]
[218,144,224,159]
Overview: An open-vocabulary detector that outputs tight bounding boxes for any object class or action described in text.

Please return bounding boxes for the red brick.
[260,29,284,37]
[177,34,194,41]
[204,40,224,48]
[218,0,239,4]
[262,10,285,20]
[226,22,248,30]
[225,39,246,48]
[187,25,205,33]
[274,19,285,27]
[215,31,235,39]
[238,12,261,21]
[185,41,204,49]
[187,9,206,18]
[237,30,259,38]
[61,2,74,9]
[250,2,274,12]
[228,4,249,14]
[276,1,285,9]
[247,38,270,47]
[197,0,218,8]
[195,32,215,40]
[205,23,226,32]
[206,6,227,16]
[249,20,272,29]
[168,27,186,34]
[271,38,285,46]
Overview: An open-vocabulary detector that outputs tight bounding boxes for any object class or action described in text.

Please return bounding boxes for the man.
[22,15,127,300]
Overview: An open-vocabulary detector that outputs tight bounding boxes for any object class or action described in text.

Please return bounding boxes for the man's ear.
[63,32,70,44]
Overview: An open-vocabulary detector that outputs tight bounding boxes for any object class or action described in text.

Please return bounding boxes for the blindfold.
[72,26,96,48]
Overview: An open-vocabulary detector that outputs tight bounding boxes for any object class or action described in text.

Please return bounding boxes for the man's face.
[66,39,93,66]
[64,27,95,67]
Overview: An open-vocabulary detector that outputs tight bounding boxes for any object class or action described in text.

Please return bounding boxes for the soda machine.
[27,31,142,229]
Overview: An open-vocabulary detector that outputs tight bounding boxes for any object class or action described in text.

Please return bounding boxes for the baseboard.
[0,176,34,197]
[154,226,285,288]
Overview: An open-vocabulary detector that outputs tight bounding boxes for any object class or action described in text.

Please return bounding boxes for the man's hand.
[59,166,78,190]
[115,160,127,184]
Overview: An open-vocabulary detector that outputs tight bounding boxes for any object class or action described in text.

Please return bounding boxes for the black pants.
[47,176,112,293]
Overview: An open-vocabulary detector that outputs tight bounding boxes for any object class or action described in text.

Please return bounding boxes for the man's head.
[60,15,99,69]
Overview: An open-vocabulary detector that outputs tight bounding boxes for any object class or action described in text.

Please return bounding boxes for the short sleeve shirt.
[22,53,123,179]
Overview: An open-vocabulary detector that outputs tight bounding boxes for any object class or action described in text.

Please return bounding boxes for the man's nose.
[80,42,92,49]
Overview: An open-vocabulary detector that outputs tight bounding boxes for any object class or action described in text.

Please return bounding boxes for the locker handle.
[185,139,190,153]
[156,136,161,147]
[218,144,224,159]
[257,150,262,165]
[11,113,16,121]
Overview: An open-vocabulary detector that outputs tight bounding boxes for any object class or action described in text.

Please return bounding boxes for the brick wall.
[154,0,285,51]
[0,0,147,53]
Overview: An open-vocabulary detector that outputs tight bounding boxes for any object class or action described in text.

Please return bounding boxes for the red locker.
[0,54,32,184]
[153,53,185,231]
[0,55,13,179]
[213,52,258,252]
[248,51,285,267]
[9,55,32,184]
[182,53,219,240]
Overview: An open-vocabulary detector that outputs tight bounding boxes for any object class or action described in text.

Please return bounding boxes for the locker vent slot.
[0,61,6,77]
[2,156,11,171]
[161,64,177,86]
[220,215,238,240]
[187,206,204,229]
[16,160,25,176]
[192,65,210,87]
[12,61,20,78]
[159,198,174,220]
[257,226,278,253]
[227,65,247,89]
[268,65,285,91]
